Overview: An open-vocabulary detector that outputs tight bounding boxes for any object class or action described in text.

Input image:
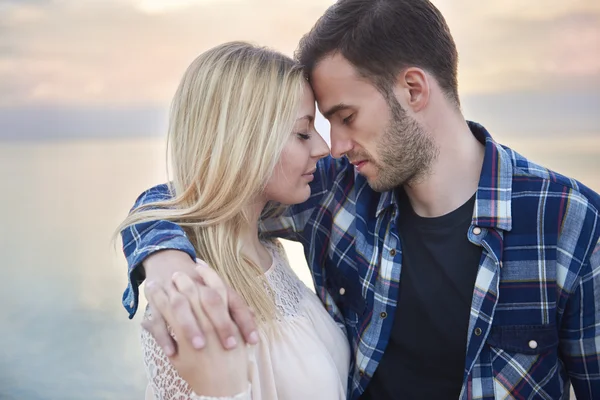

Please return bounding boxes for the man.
[121,0,600,399]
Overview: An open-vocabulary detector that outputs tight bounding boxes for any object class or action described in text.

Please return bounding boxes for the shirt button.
[380,312,387,319]
[390,249,397,257]
[474,327,482,336]
[473,227,482,235]
[339,287,346,295]
[528,340,538,349]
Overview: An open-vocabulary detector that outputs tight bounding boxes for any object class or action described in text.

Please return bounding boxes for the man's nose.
[330,130,353,159]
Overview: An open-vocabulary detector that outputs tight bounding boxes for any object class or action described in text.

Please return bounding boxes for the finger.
[187,260,208,285]
[199,285,239,349]
[144,282,177,356]
[171,271,209,350]
[195,264,258,346]
[227,286,259,345]
[141,306,177,357]
[194,264,228,306]
[172,271,201,305]
[163,279,207,350]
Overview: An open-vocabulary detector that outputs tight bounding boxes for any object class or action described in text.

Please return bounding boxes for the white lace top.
[141,240,350,400]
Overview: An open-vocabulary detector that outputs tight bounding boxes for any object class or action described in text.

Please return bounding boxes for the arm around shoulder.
[120,183,197,317]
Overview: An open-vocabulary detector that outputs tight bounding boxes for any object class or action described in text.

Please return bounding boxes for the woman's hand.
[142,250,259,357]
[146,265,250,397]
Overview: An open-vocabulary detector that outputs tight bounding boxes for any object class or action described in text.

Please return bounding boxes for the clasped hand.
[143,259,256,397]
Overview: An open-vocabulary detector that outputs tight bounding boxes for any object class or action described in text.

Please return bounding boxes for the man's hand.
[141,250,259,356]
[146,269,250,397]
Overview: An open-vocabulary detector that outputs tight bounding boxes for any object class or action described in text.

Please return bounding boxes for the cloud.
[434,0,600,93]
[132,0,227,14]
[0,0,598,107]
[0,0,331,106]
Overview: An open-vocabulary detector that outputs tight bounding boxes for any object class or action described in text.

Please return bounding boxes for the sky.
[0,0,599,140]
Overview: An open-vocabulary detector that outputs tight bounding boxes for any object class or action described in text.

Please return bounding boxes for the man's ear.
[393,67,430,112]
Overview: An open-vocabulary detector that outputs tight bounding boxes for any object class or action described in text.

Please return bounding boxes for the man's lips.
[351,160,368,171]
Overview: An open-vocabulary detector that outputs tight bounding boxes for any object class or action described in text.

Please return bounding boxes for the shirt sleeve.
[560,238,600,399]
[121,156,345,318]
[120,183,197,318]
[191,388,252,400]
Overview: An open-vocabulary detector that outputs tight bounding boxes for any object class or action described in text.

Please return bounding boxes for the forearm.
[120,184,197,316]
[144,249,198,282]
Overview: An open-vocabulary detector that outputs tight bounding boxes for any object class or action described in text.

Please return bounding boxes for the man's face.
[310,53,437,191]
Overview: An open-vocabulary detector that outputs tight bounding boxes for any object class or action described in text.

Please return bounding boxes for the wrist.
[143,249,196,280]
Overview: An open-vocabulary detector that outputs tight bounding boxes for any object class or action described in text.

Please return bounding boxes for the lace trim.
[141,326,194,399]
[261,240,307,320]
[141,240,307,399]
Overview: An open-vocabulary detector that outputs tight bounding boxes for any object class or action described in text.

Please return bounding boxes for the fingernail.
[192,336,205,349]
[225,336,237,349]
[164,345,175,356]
[249,331,259,344]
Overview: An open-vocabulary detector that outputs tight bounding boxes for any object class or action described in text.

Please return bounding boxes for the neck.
[239,197,272,272]
[405,108,484,218]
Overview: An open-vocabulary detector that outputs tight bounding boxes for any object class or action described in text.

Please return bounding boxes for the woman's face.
[264,82,330,205]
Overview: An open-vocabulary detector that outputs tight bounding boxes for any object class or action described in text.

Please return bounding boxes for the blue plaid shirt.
[122,122,600,399]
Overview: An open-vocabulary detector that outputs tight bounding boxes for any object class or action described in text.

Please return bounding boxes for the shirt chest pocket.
[325,266,367,327]
[486,324,563,398]
[487,324,558,355]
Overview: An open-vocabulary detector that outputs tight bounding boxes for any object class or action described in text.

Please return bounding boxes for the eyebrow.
[322,103,353,120]
[297,115,314,123]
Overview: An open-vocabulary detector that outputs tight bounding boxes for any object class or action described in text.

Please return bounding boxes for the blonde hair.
[117,42,305,322]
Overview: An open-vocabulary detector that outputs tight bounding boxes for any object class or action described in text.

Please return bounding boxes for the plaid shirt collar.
[375,121,513,232]
[471,121,513,232]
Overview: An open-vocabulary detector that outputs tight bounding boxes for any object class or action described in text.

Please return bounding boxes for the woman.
[118,42,350,399]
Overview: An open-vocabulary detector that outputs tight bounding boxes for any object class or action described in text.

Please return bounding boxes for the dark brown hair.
[296,0,460,106]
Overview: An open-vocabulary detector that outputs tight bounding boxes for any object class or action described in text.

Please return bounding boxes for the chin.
[291,186,312,204]
[274,186,311,205]
[366,177,395,193]
[295,188,311,204]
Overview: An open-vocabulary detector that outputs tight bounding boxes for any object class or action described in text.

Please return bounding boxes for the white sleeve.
[191,385,252,400]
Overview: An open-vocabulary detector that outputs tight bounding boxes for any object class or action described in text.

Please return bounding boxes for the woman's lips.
[302,169,316,181]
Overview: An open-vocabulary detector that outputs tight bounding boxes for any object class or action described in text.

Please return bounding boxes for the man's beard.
[361,99,438,192]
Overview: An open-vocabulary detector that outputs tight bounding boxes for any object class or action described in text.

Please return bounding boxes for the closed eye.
[342,114,354,125]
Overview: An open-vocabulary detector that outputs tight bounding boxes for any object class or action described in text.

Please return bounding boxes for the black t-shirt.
[361,189,482,399]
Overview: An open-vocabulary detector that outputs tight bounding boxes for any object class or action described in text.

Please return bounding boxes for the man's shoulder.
[501,143,600,213]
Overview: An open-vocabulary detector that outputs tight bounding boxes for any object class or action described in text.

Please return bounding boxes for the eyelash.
[342,114,354,125]
[297,133,311,140]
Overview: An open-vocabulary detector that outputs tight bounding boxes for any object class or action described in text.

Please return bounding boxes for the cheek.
[263,145,311,204]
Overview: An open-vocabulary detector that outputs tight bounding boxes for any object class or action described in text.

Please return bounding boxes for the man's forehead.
[310,58,375,115]
[310,53,358,83]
